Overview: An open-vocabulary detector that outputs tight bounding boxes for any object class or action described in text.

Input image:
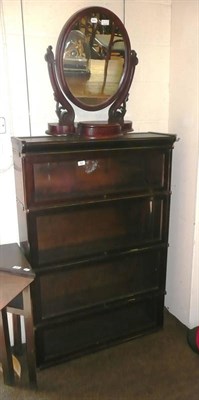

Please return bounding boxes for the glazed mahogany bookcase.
[11,132,176,368]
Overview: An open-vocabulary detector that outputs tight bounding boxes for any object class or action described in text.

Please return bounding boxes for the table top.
[0,243,34,276]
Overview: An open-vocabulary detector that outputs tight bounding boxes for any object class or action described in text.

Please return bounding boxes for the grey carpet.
[1,309,199,400]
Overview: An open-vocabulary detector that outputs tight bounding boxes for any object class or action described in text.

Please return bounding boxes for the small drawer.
[38,248,167,319]
[21,148,169,207]
[35,294,164,367]
[22,196,167,267]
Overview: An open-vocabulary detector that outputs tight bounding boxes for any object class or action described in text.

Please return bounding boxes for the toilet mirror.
[45,6,138,137]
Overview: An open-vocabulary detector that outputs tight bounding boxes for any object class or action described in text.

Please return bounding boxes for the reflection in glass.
[63,13,125,106]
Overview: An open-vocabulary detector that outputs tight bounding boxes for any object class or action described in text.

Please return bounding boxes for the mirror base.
[46,120,133,138]
[77,120,133,138]
[46,123,75,136]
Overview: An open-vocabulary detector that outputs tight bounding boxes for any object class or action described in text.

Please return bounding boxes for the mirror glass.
[58,9,128,109]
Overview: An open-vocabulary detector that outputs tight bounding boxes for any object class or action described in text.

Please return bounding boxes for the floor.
[1,309,199,400]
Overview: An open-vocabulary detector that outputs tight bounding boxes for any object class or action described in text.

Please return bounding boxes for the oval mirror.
[56,7,130,110]
[45,6,138,137]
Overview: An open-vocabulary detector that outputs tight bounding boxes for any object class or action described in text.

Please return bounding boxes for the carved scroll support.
[45,46,75,135]
[108,50,138,131]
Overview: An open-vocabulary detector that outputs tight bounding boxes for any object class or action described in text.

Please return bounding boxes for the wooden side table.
[0,243,37,387]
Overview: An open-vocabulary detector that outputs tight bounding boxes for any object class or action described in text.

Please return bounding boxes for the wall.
[0,0,27,244]
[125,0,171,133]
[166,0,199,327]
[0,0,198,328]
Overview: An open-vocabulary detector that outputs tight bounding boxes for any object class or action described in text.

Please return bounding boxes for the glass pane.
[40,250,163,318]
[31,150,166,205]
[34,197,163,266]
[38,296,161,362]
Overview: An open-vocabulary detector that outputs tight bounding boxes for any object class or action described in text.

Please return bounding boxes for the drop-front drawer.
[35,294,164,367]
[20,148,170,207]
[37,248,167,320]
[20,196,168,267]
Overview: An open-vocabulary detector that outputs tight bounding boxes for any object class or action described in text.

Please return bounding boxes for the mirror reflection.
[63,12,125,106]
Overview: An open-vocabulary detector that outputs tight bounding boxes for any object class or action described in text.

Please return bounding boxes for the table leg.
[0,309,15,385]
[13,314,23,355]
[22,286,37,388]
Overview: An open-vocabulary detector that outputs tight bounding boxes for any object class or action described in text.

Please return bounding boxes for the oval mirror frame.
[45,6,138,137]
[56,7,131,111]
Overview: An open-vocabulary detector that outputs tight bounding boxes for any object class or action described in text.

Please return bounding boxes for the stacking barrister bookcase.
[11,132,176,368]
